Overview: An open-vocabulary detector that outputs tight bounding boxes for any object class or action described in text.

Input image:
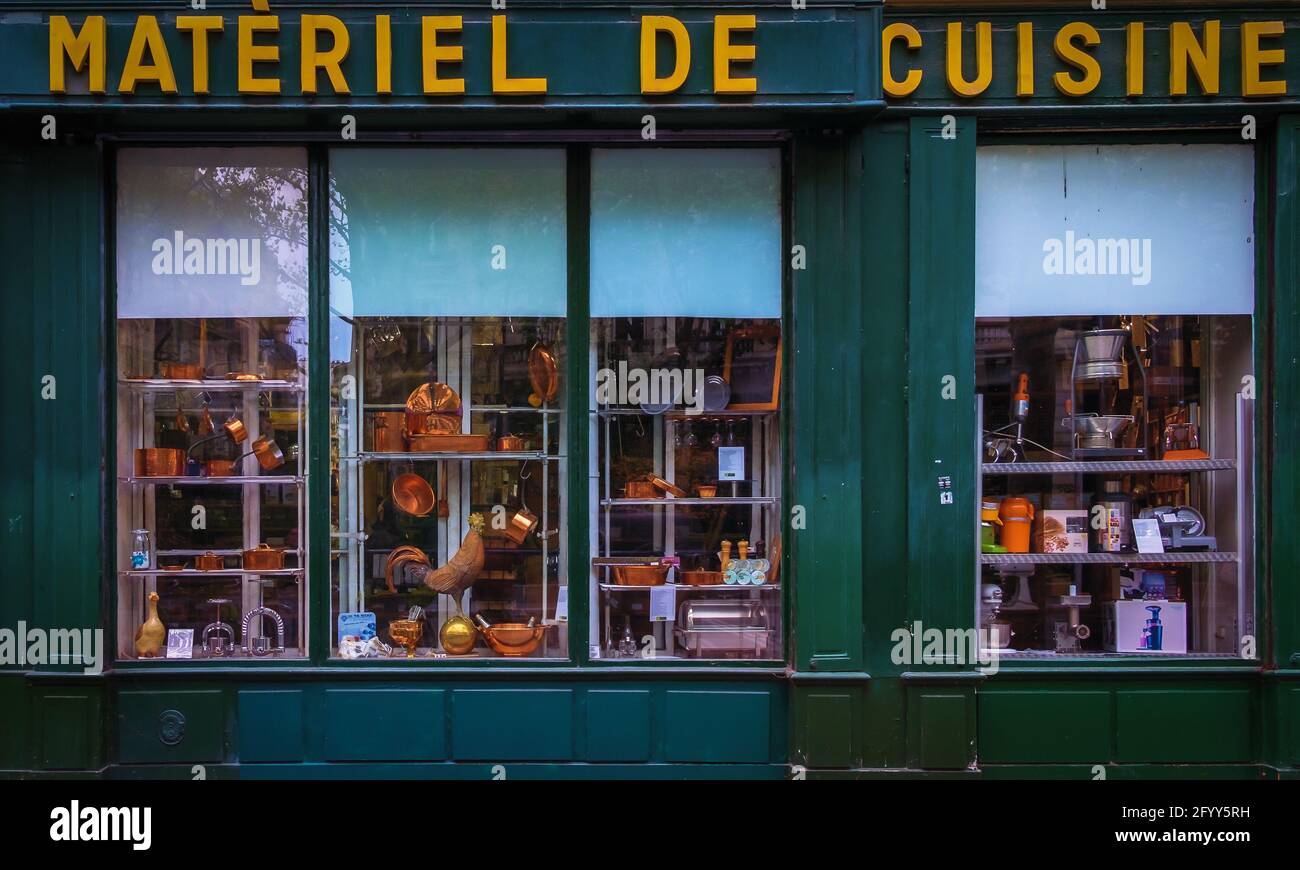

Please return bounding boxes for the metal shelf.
[594,407,775,418]
[982,551,1238,566]
[121,378,302,392]
[121,569,302,578]
[118,475,303,486]
[602,496,777,507]
[599,583,780,592]
[353,451,551,462]
[982,459,1234,475]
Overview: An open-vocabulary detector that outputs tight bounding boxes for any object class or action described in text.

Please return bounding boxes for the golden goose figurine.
[134,591,166,658]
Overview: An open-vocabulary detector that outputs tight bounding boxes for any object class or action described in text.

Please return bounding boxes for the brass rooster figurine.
[423,513,486,615]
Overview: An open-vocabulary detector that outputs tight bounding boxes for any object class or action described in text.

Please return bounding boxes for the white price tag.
[165,629,194,659]
[554,587,569,622]
[1132,518,1165,554]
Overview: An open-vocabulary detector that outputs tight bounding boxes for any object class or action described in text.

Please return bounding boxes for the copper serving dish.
[134,447,185,477]
[682,569,723,586]
[392,472,436,517]
[370,411,407,453]
[478,622,550,657]
[528,343,560,403]
[195,551,225,571]
[613,564,670,586]
[160,362,204,380]
[242,544,285,571]
[407,432,491,453]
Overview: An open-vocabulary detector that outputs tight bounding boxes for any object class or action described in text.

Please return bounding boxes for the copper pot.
[204,459,238,477]
[392,473,436,517]
[370,411,407,453]
[503,507,539,544]
[134,447,185,477]
[683,569,724,586]
[160,362,204,380]
[195,551,225,571]
[242,544,285,571]
[250,436,285,471]
[223,417,249,445]
[497,435,527,452]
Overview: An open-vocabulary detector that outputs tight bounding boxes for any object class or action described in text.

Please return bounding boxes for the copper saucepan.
[242,544,285,571]
[160,362,205,380]
[248,436,285,471]
[195,551,225,571]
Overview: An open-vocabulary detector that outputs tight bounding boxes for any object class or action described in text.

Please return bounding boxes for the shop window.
[329,148,568,660]
[975,143,1255,658]
[589,148,785,661]
[115,147,309,660]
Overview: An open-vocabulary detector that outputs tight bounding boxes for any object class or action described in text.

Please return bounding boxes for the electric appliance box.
[1104,600,1187,653]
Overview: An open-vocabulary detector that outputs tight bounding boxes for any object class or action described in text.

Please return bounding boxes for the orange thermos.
[998,497,1035,553]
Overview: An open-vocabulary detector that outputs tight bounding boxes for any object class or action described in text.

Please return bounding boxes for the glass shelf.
[982,459,1234,475]
[121,378,303,392]
[981,551,1238,566]
[602,496,778,506]
[121,569,302,578]
[118,475,303,486]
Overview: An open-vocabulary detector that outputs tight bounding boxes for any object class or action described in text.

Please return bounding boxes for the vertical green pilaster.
[309,146,331,664]
[790,133,865,675]
[568,146,591,663]
[906,117,977,638]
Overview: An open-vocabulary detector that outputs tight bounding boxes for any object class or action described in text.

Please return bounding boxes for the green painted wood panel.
[979,690,1112,764]
[790,132,865,673]
[323,688,446,762]
[906,117,976,638]
[907,688,974,769]
[1115,688,1253,763]
[238,690,305,763]
[451,689,573,761]
[0,143,102,656]
[38,690,102,770]
[800,691,856,769]
[664,689,771,763]
[117,689,225,764]
[1273,116,1300,667]
[585,689,651,762]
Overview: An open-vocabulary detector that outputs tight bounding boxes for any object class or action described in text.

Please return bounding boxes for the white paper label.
[165,629,194,659]
[1132,518,1166,554]
[718,446,745,481]
[554,587,569,622]
[649,585,677,622]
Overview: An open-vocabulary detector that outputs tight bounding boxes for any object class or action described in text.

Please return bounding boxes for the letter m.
[50,16,107,94]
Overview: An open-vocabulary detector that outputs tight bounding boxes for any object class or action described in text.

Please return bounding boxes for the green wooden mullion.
[567,145,591,665]
[308,144,331,666]
[906,116,977,644]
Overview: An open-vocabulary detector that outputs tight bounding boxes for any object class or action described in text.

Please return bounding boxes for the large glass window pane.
[589,148,784,662]
[975,144,1255,658]
[114,147,309,660]
[329,148,568,660]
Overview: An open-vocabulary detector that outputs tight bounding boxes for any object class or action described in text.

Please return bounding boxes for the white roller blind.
[976,144,1255,317]
[116,148,308,319]
[590,148,782,318]
[328,148,567,319]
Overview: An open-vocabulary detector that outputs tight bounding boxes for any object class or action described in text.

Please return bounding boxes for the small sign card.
[649,585,677,622]
[718,446,745,481]
[1132,518,1165,554]
[165,629,194,659]
[338,611,378,643]
[554,587,569,622]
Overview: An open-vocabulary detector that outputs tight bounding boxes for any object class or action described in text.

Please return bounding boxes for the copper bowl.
[160,362,204,380]
[134,447,185,477]
[242,544,285,571]
[682,570,723,586]
[392,473,436,517]
[613,564,670,586]
[195,551,225,571]
[695,485,718,498]
[478,623,549,657]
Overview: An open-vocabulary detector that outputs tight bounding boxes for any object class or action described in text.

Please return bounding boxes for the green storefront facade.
[1,1,1298,779]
